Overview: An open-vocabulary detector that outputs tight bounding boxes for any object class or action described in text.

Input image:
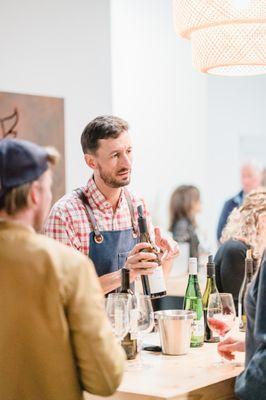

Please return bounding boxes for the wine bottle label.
[147,266,166,294]
[129,309,138,340]
[121,334,138,360]
[191,316,204,338]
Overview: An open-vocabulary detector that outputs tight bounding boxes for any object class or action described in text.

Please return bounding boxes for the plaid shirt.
[44,177,153,256]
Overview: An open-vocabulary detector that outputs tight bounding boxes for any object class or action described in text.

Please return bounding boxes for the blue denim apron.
[76,189,138,278]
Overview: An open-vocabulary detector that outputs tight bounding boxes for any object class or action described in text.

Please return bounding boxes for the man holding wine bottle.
[44,115,179,295]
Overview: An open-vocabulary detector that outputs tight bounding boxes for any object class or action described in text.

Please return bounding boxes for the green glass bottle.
[202,255,219,343]
[238,249,253,332]
[184,257,204,347]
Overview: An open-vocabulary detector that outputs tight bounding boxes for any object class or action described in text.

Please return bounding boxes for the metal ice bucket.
[154,310,194,355]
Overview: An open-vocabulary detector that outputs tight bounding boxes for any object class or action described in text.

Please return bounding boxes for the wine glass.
[105,293,130,343]
[136,294,155,368]
[207,292,236,365]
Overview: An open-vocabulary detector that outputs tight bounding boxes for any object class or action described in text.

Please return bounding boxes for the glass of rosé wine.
[207,293,236,365]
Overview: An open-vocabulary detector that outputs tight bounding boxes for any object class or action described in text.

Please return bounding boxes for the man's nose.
[120,153,131,169]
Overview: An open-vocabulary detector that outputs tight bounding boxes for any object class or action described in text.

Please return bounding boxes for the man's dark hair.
[81,115,129,154]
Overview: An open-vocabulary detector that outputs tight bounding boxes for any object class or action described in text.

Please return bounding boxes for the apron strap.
[124,189,139,236]
[74,189,103,243]
[75,188,139,240]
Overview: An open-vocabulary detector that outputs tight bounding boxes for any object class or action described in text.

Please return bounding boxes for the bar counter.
[85,333,244,400]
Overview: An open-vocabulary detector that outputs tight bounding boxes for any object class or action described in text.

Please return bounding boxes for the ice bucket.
[154,310,194,355]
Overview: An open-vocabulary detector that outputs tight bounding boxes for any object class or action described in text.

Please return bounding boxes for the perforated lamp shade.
[173,0,266,76]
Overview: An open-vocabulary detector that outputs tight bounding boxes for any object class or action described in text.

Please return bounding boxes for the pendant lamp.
[173,0,266,76]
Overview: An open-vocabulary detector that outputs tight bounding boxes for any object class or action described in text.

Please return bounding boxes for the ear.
[28,181,40,207]
[84,153,97,170]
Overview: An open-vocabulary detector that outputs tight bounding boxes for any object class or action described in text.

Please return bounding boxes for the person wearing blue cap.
[0,139,125,400]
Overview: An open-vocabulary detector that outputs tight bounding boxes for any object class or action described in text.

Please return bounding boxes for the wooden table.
[85,333,244,400]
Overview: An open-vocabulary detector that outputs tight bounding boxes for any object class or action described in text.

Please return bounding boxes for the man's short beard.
[99,165,131,188]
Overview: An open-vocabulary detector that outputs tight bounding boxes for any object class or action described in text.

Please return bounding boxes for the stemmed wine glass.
[127,294,154,369]
[105,293,130,343]
[207,292,236,365]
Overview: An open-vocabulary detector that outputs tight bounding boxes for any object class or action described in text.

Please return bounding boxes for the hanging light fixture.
[173,0,266,76]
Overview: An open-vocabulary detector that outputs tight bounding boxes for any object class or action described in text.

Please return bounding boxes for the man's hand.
[154,227,179,262]
[217,337,245,360]
[125,242,159,280]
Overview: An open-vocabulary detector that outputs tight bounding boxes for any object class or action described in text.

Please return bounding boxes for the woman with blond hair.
[215,189,266,311]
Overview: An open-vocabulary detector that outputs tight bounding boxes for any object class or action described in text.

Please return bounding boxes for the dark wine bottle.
[137,205,167,299]
[202,255,219,343]
[120,268,138,360]
[238,249,253,332]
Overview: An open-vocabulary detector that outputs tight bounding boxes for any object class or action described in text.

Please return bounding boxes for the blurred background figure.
[215,189,266,312]
[217,161,262,242]
[169,185,201,259]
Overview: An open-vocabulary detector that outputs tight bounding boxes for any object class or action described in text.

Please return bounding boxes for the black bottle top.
[207,254,215,277]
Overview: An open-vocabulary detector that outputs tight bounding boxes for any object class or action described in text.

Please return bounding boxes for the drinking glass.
[207,292,236,365]
[105,293,130,342]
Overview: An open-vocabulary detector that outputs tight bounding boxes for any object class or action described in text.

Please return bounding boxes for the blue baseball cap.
[0,139,51,201]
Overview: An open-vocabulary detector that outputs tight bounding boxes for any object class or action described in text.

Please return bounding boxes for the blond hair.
[221,188,266,258]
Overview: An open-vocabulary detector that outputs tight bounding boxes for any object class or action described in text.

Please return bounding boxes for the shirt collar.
[0,219,35,234]
[84,176,126,212]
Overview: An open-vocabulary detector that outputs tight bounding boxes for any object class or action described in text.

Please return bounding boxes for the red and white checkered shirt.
[44,176,153,256]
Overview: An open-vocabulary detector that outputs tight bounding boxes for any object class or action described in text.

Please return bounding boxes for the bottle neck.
[188,274,198,283]
[121,269,131,293]
[206,275,217,290]
[139,231,151,244]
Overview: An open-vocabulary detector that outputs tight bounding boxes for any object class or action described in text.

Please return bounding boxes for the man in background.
[0,138,125,400]
[217,161,262,241]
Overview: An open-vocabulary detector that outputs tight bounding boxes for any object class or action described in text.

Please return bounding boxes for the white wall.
[207,75,266,241]
[0,0,112,191]
[110,0,208,234]
[1,0,265,248]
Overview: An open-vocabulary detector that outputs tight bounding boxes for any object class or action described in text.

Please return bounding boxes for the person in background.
[217,251,266,400]
[217,161,262,241]
[215,189,266,312]
[0,139,125,400]
[44,115,179,294]
[169,185,201,258]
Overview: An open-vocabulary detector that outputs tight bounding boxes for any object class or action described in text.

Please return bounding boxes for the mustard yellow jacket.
[0,220,125,400]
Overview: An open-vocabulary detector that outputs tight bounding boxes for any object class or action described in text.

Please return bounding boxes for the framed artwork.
[0,91,65,202]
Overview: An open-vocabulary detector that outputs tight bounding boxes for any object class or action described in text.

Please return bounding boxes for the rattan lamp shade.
[173,0,266,76]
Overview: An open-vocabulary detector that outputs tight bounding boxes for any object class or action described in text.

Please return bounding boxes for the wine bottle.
[184,257,204,347]
[120,268,138,360]
[202,255,219,343]
[238,249,253,332]
[137,205,167,299]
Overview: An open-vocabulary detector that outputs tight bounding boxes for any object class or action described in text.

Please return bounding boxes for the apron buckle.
[94,234,104,244]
